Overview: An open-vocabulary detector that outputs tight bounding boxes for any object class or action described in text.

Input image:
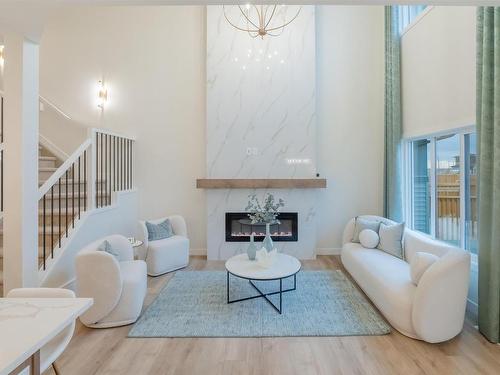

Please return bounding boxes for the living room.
[0,1,499,375]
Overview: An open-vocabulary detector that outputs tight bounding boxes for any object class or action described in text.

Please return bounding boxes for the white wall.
[401,6,476,138]
[39,6,207,251]
[39,5,385,254]
[316,6,385,251]
[39,104,88,158]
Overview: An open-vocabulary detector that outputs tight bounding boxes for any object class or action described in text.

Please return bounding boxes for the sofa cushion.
[359,229,379,248]
[378,222,405,259]
[352,217,381,242]
[403,229,451,263]
[98,240,120,259]
[341,242,417,337]
[410,252,439,285]
[146,219,174,241]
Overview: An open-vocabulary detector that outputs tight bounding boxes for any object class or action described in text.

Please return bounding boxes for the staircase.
[0,127,134,294]
[0,144,110,292]
[0,146,62,289]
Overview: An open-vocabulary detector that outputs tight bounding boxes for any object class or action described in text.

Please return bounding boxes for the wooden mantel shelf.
[196,178,327,189]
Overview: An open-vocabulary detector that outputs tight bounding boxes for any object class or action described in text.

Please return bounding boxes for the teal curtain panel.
[384,6,403,222]
[477,6,500,344]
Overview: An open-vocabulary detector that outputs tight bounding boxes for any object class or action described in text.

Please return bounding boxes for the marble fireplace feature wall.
[206,6,317,260]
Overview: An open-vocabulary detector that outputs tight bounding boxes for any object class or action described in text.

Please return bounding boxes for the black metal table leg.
[279,278,282,314]
[226,273,297,314]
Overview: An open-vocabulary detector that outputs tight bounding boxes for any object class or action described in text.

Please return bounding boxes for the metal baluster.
[51,185,54,258]
[84,150,87,211]
[58,178,62,248]
[72,164,75,228]
[65,169,69,237]
[96,132,99,209]
[1,96,3,143]
[43,195,46,270]
[120,138,125,190]
[121,138,124,191]
[78,156,81,219]
[125,139,128,190]
[108,134,111,205]
[113,136,116,193]
[104,134,108,206]
[127,139,130,189]
[100,133,104,207]
[119,138,122,191]
[130,141,133,189]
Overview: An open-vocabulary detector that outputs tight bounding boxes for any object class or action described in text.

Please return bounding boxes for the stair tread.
[39,167,58,172]
[39,156,57,161]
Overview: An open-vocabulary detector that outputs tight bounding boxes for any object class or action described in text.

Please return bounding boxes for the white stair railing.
[38,128,135,271]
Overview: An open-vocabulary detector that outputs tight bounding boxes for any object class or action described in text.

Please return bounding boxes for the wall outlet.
[246,147,258,156]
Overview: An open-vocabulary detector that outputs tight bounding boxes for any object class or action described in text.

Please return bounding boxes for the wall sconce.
[0,45,4,67]
[97,80,108,109]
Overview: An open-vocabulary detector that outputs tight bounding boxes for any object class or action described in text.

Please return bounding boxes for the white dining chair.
[7,287,77,375]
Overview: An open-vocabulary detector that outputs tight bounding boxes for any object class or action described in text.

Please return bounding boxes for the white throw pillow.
[359,229,379,249]
[410,252,439,285]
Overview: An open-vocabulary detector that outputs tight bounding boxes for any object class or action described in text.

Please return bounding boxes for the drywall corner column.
[3,33,39,293]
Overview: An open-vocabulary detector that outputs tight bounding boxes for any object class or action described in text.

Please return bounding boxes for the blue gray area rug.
[128,270,390,338]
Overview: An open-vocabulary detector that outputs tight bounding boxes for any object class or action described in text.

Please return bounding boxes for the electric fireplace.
[225,212,298,242]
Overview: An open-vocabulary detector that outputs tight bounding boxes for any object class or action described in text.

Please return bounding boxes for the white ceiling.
[0,0,493,43]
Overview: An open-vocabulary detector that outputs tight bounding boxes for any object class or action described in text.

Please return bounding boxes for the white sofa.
[341,215,471,343]
[139,215,189,276]
[75,235,147,328]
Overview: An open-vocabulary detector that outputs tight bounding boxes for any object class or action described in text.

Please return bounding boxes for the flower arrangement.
[245,194,285,224]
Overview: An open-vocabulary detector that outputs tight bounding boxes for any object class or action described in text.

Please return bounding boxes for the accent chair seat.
[75,234,147,328]
[139,215,189,276]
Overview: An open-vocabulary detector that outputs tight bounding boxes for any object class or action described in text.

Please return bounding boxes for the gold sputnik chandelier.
[223,4,301,39]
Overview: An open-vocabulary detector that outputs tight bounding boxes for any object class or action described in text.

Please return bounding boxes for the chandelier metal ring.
[223,4,302,39]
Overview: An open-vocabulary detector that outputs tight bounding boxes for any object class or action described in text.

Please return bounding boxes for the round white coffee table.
[225,253,301,314]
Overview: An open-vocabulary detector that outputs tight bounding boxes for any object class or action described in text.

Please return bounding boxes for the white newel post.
[3,33,40,293]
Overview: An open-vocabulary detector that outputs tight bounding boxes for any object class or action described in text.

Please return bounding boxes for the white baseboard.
[190,248,207,256]
[316,248,341,256]
[189,248,340,256]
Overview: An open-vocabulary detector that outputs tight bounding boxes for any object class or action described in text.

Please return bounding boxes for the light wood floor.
[48,256,500,375]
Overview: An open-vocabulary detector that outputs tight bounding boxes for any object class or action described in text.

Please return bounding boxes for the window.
[435,134,461,246]
[397,5,427,34]
[406,127,477,252]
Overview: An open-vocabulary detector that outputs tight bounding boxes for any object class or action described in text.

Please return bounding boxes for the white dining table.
[0,297,92,375]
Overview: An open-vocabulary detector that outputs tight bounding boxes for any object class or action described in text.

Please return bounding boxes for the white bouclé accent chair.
[75,235,147,328]
[7,288,77,374]
[139,215,189,276]
[341,215,471,343]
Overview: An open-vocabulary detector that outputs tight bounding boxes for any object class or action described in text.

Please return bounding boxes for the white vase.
[262,223,274,252]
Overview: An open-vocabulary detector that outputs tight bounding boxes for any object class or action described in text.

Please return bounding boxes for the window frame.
[404,125,476,250]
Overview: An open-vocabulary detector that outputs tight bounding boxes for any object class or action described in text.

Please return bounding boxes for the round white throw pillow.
[359,229,379,249]
[410,252,439,285]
